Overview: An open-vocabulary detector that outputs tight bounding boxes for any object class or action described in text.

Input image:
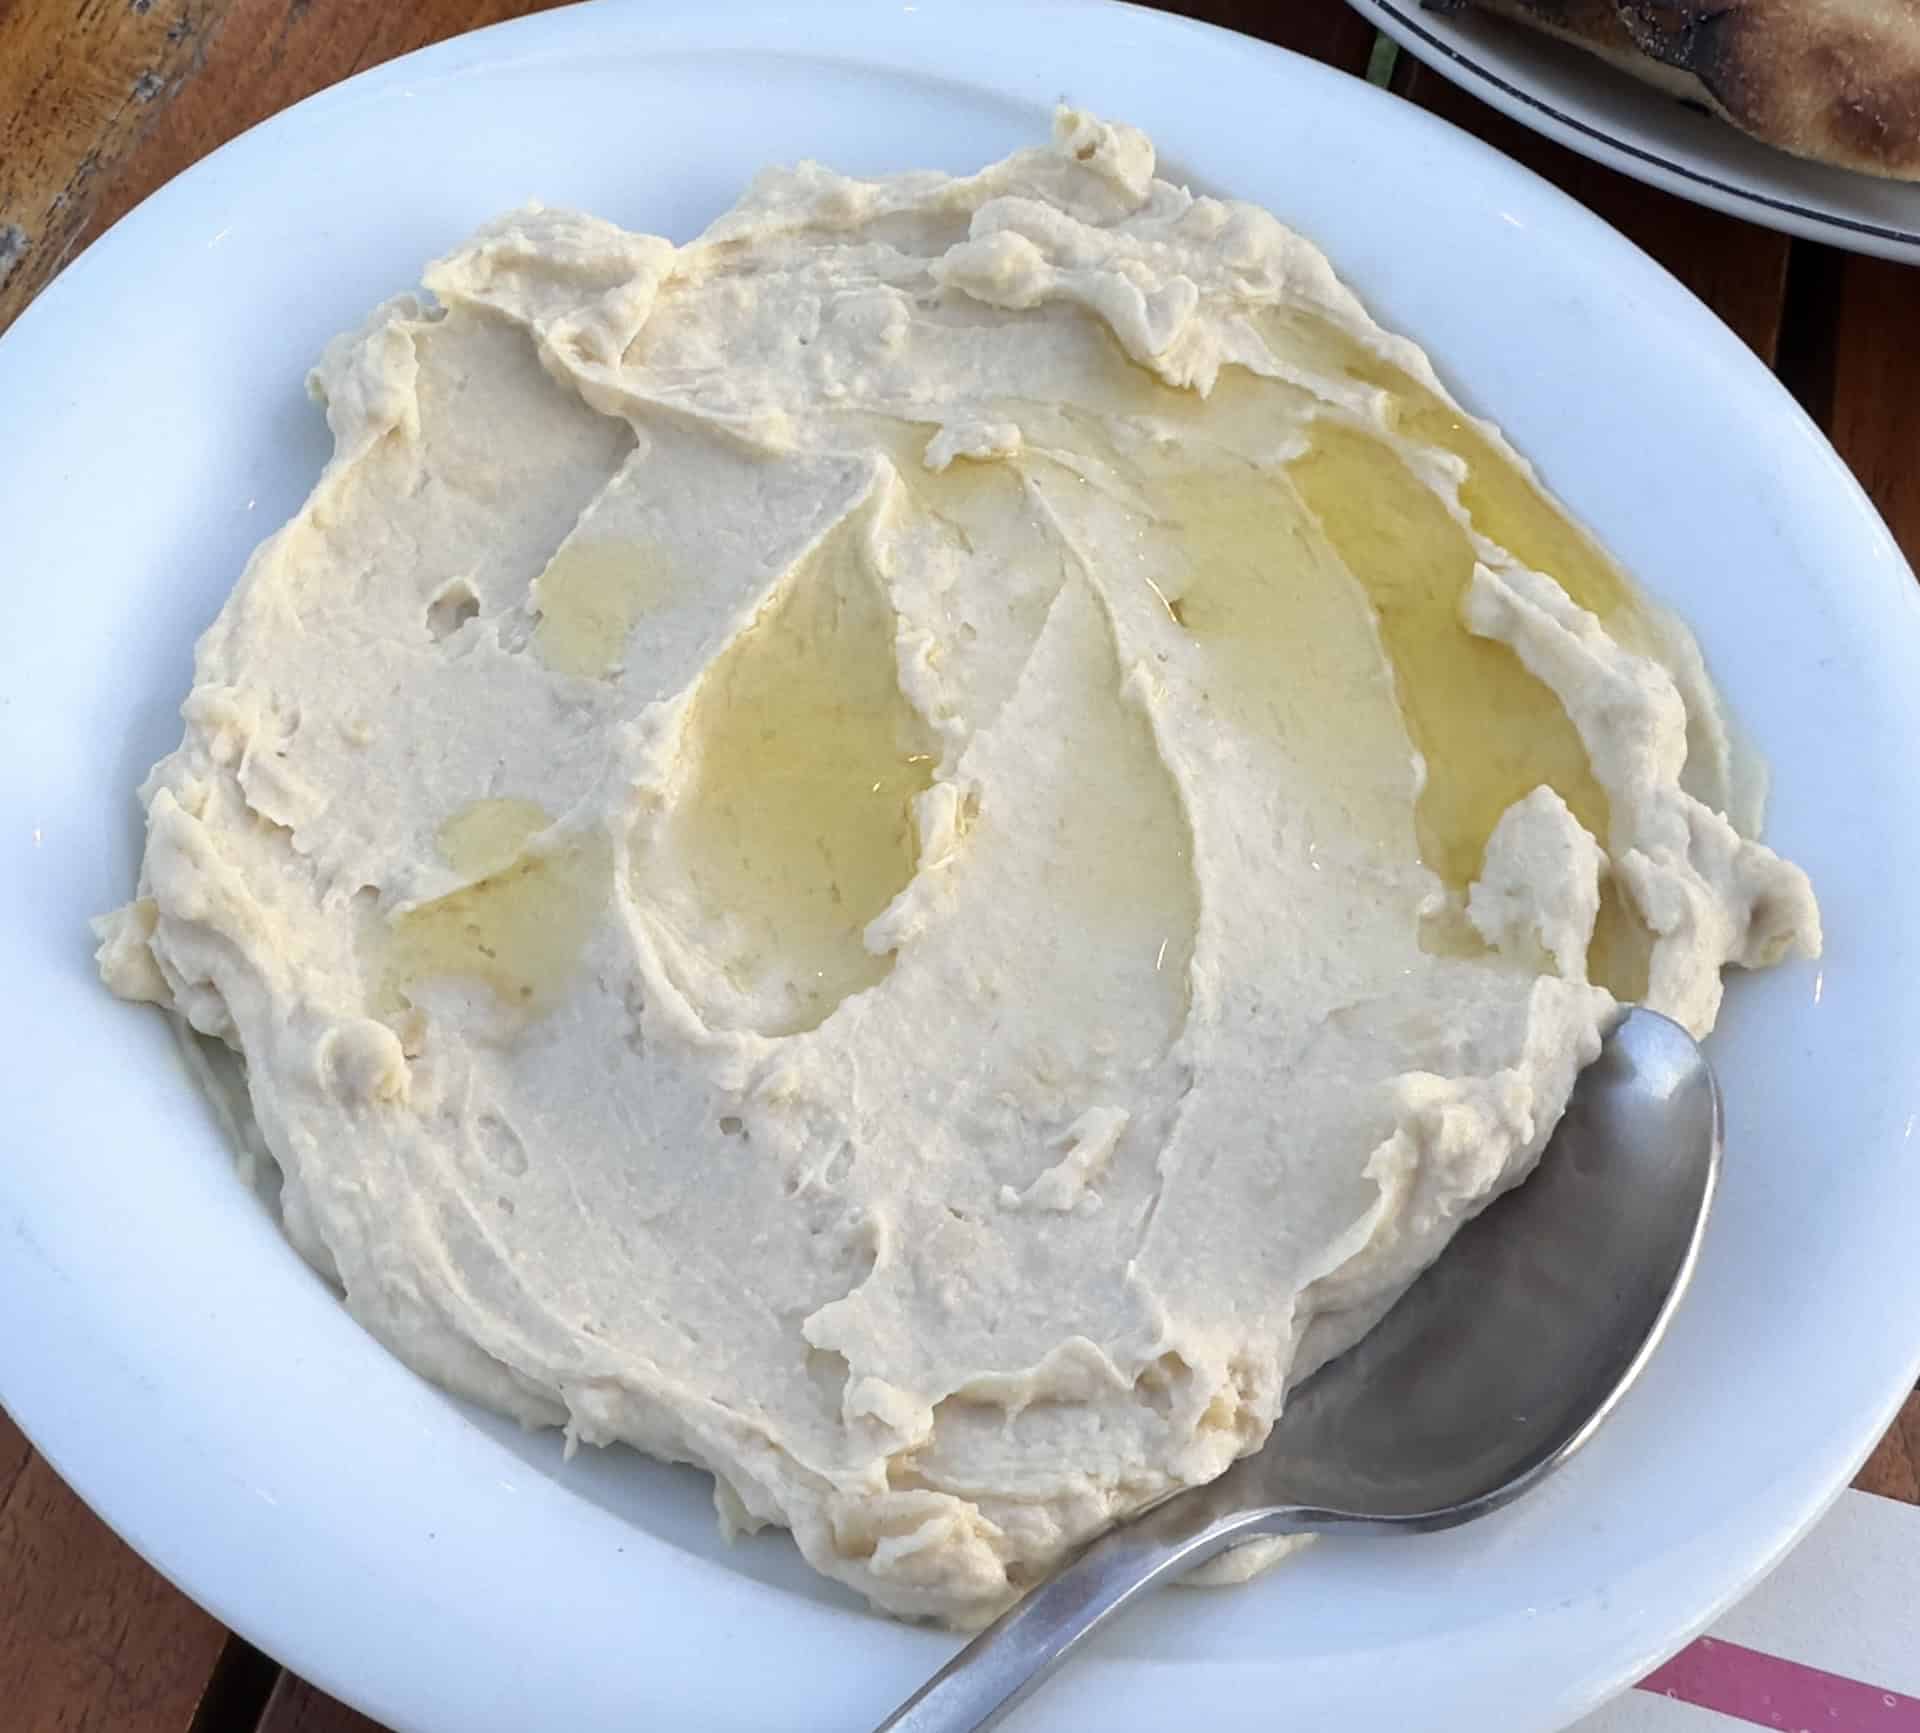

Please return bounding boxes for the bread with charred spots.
[1429,0,1920,180]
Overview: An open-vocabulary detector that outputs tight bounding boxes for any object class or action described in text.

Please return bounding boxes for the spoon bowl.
[877,1008,1722,1732]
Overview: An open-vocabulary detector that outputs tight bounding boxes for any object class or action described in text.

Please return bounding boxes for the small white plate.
[1351,0,1920,262]
[2,4,1918,1731]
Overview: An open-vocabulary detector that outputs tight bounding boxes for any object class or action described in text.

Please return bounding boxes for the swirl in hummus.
[95,112,1820,1626]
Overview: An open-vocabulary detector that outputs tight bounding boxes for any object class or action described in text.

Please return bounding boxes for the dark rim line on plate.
[1370,1,1920,248]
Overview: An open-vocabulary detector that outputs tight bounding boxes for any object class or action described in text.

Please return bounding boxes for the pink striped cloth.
[1640,1636,1920,1730]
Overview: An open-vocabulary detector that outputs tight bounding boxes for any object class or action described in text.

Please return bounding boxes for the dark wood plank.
[0,0,231,335]
[253,1674,385,1733]
[1772,240,1845,427]
[1392,57,1793,363]
[0,1409,229,1733]
[0,1406,32,1508]
[1824,255,1920,574]
[186,1635,281,1733]
[1855,1391,1920,1506]
[1153,1,1378,71]
[0,0,578,339]
[77,0,575,262]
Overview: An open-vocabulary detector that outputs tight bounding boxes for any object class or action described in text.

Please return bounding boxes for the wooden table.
[2,3,1915,1728]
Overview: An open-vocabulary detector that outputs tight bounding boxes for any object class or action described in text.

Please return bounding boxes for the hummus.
[96,112,1820,1626]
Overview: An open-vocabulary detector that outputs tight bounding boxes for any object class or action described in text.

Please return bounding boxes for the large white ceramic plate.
[1351,0,1920,262]
[2,4,1917,1730]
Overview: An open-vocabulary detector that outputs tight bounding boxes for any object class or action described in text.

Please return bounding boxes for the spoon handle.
[871,1493,1290,1733]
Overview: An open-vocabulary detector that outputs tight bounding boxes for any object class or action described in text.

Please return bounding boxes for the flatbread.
[1431,0,1920,180]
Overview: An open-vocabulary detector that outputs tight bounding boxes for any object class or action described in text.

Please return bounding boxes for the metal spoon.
[876,1007,1721,1733]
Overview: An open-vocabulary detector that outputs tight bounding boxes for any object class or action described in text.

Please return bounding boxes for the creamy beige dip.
[97,112,1820,1626]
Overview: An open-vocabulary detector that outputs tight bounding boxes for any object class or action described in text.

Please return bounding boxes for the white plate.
[1351,0,1920,262]
[2,4,1917,1730]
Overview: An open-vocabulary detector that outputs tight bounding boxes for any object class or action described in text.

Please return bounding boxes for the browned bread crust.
[1434,0,1920,180]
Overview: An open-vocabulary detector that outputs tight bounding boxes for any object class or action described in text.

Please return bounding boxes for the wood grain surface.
[0,0,226,331]
[0,0,576,335]
[1,3,1914,1730]
[1857,1389,1920,1506]
[1825,255,1920,573]
[255,1676,385,1733]
[0,1411,229,1733]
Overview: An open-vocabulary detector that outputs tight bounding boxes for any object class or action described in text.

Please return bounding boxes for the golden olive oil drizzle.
[376,802,610,1021]
[635,516,938,1036]
[1049,318,1656,997]
[533,539,678,678]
